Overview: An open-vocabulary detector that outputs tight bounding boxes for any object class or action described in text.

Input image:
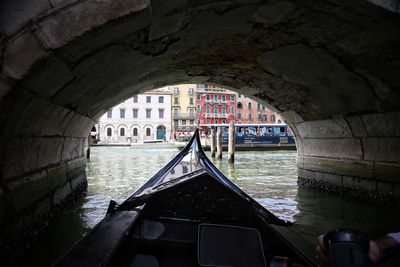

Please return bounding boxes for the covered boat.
[53,129,317,267]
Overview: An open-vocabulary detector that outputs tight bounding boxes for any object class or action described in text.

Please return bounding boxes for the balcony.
[205,113,229,119]
[173,112,196,119]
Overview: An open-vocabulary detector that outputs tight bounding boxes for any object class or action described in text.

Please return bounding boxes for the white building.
[97,90,172,144]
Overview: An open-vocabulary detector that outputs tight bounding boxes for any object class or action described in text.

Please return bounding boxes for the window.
[231,106,235,114]
[238,113,242,119]
[107,110,112,118]
[182,120,186,126]
[206,106,210,113]
[231,95,235,101]
[159,109,164,119]
[173,108,178,118]
[107,128,112,136]
[249,114,252,119]
[222,106,226,114]
[258,114,262,119]
[189,88,194,95]
[133,128,138,136]
[237,102,242,109]
[248,102,252,109]
[159,96,164,103]
[120,128,125,136]
[190,120,194,125]
[120,109,125,118]
[133,96,138,103]
[146,96,151,103]
[222,120,226,124]
[206,94,210,101]
[222,95,226,102]
[197,105,201,113]
[146,128,151,136]
[174,120,179,127]
[257,103,261,110]
[263,115,267,121]
[189,109,194,118]
[174,97,179,104]
[197,94,201,100]
[189,98,194,105]
[133,109,138,118]
[214,106,218,114]
[173,87,180,94]
[206,119,210,124]
[271,115,276,122]
[146,109,151,118]
[214,95,218,102]
[214,120,218,124]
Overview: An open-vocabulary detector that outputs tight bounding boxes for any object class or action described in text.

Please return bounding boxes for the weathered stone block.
[149,12,186,41]
[7,171,48,213]
[2,31,48,79]
[301,138,363,160]
[361,111,400,137]
[21,55,75,98]
[36,0,150,49]
[67,157,87,180]
[70,173,87,191]
[346,115,368,137]
[301,156,374,179]
[0,78,12,101]
[3,137,64,180]
[376,181,393,194]
[0,0,50,36]
[343,176,377,192]
[375,162,400,183]
[63,113,94,137]
[314,172,343,187]
[295,118,352,138]
[257,44,378,115]
[62,138,86,162]
[297,168,315,180]
[47,164,68,192]
[363,137,400,163]
[251,1,295,25]
[53,183,72,205]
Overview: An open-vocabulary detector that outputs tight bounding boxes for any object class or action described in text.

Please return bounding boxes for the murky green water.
[26,145,399,266]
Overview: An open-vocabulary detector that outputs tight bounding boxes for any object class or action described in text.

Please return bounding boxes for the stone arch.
[0,0,400,253]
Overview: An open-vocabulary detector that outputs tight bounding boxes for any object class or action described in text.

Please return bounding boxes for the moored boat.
[53,129,316,267]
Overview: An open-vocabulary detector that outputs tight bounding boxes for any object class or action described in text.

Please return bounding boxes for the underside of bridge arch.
[1,0,400,254]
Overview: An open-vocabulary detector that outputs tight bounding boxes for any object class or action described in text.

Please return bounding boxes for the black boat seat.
[198,224,266,267]
[129,254,159,267]
[140,219,166,240]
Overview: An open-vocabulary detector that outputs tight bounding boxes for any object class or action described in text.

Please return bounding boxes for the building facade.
[236,94,284,124]
[97,90,172,143]
[196,84,237,125]
[164,84,197,137]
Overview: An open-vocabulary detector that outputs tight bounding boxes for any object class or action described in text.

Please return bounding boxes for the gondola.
[53,129,317,267]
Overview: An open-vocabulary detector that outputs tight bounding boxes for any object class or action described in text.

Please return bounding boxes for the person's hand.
[316,234,398,266]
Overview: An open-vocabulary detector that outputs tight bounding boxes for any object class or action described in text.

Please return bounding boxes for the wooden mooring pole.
[210,126,216,158]
[216,127,223,159]
[228,121,235,163]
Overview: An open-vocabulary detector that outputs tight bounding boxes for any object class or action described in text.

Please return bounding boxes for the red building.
[236,94,284,124]
[196,84,237,124]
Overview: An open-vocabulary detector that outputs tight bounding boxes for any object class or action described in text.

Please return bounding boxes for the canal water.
[25,144,400,266]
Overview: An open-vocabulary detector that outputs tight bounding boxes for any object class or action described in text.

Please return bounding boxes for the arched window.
[206,105,210,113]
[107,128,112,137]
[120,128,125,136]
[146,128,151,136]
[222,106,226,114]
[214,106,218,114]
[237,102,242,109]
[231,106,235,114]
[133,128,138,136]
[248,102,252,109]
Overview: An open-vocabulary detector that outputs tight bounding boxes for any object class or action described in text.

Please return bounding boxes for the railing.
[173,113,196,119]
[205,113,229,118]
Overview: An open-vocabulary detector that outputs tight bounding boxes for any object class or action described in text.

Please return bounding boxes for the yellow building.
[164,84,197,138]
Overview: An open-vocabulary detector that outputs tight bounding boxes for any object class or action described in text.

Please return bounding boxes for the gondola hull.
[53,129,317,267]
